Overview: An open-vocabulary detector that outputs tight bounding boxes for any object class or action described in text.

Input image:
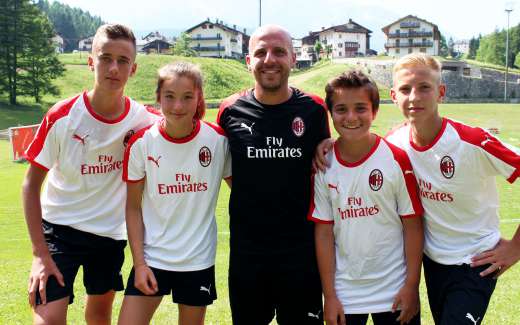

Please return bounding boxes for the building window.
[396,48,400,54]
[408,48,413,54]
[209,25,214,29]
[339,34,342,38]
[339,52,342,56]
[420,48,426,53]
[202,25,207,29]
[396,29,400,34]
[338,43,342,48]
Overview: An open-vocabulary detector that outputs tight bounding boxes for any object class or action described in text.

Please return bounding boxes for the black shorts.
[36,220,126,305]
[423,254,497,325]
[229,264,323,325]
[125,265,217,307]
[345,311,421,325]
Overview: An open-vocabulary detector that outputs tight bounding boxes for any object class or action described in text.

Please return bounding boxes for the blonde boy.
[386,53,520,324]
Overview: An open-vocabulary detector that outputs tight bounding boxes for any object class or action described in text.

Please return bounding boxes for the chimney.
[233,24,236,30]
[244,28,247,34]
[321,27,325,30]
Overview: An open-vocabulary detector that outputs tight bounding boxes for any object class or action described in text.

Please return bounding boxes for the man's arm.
[22,165,65,306]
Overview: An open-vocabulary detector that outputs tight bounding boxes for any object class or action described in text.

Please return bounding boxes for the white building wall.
[319,30,367,58]
[188,25,243,58]
[385,19,438,57]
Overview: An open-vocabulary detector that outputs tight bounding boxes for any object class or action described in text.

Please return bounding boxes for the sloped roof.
[319,19,372,35]
[381,14,439,34]
[185,19,248,36]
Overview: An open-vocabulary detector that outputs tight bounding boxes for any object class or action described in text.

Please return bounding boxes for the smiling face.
[246,26,296,93]
[331,87,376,143]
[158,75,199,136]
[88,37,137,92]
[390,66,445,125]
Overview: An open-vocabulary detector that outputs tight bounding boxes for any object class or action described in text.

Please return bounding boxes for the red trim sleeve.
[308,215,334,224]
[24,95,80,164]
[27,159,50,171]
[384,138,424,217]
[448,119,520,183]
[216,91,247,126]
[307,172,334,224]
[122,124,153,182]
[203,121,227,136]
[145,105,162,116]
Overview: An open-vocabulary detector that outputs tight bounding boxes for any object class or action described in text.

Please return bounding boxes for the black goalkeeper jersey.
[217,88,330,270]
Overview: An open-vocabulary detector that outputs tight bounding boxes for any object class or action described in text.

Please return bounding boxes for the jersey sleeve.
[451,120,520,183]
[308,170,334,224]
[123,135,146,183]
[222,139,232,180]
[24,117,59,171]
[386,140,424,218]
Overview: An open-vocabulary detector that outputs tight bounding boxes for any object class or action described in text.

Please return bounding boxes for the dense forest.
[36,0,105,52]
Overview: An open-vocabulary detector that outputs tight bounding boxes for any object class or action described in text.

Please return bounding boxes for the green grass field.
[1,104,519,324]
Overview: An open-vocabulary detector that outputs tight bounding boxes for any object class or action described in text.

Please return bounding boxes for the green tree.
[18,13,65,102]
[515,52,520,69]
[0,0,64,104]
[466,35,481,59]
[325,44,333,59]
[448,37,456,58]
[172,33,197,57]
[314,41,323,60]
[439,35,448,57]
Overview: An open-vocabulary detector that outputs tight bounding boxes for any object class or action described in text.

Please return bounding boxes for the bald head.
[249,24,293,54]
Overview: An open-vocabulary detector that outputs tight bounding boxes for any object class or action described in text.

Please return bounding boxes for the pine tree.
[0,0,64,104]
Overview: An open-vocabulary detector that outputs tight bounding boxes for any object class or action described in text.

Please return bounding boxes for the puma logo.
[404,170,414,175]
[240,122,255,135]
[466,313,480,325]
[327,183,339,194]
[72,134,88,145]
[200,284,211,295]
[147,155,161,167]
[481,136,493,147]
[307,310,321,319]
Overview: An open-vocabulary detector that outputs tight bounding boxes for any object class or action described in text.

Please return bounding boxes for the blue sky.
[59,0,520,51]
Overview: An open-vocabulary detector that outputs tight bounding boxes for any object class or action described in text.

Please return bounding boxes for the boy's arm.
[315,223,346,325]
[393,217,423,324]
[22,165,65,307]
[126,180,158,295]
[471,225,520,277]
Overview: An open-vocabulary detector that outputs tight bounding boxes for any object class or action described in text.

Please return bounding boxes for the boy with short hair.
[386,53,520,324]
[22,24,159,325]
[310,70,424,325]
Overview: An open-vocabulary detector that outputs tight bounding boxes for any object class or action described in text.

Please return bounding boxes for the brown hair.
[156,61,206,120]
[325,70,380,112]
[92,24,136,54]
[393,53,442,84]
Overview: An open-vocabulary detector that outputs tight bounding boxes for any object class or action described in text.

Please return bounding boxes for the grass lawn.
[0,105,519,324]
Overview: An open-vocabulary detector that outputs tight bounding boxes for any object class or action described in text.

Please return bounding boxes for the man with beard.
[217,25,330,325]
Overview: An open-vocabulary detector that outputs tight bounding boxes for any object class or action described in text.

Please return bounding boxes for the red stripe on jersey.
[203,121,227,136]
[83,92,131,124]
[447,119,520,183]
[28,159,50,171]
[334,136,381,168]
[145,105,162,116]
[303,91,331,137]
[123,124,153,182]
[24,94,80,164]
[383,138,424,217]
[308,215,334,224]
[217,90,248,125]
[159,119,201,144]
[409,118,448,152]
[307,172,334,223]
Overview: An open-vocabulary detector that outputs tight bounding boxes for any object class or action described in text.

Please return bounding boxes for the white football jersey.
[25,92,160,240]
[309,136,423,314]
[386,118,520,265]
[124,120,231,271]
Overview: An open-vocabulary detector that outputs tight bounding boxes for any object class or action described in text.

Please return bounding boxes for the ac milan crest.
[123,130,135,147]
[440,156,455,179]
[199,146,212,167]
[292,117,305,137]
[368,169,383,191]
